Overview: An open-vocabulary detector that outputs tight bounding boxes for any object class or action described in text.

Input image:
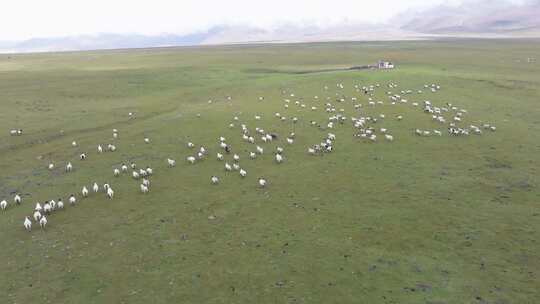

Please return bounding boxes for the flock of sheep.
[3,80,496,232]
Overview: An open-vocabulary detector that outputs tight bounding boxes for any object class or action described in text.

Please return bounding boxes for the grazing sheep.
[49,200,56,210]
[197,152,204,159]
[308,148,316,155]
[131,162,137,169]
[69,195,76,205]
[24,217,32,231]
[43,202,52,214]
[121,164,128,172]
[233,154,240,162]
[14,194,21,205]
[233,163,240,171]
[132,171,140,179]
[140,184,149,193]
[0,200,7,210]
[249,152,257,159]
[256,146,264,154]
[275,154,283,163]
[107,188,114,199]
[114,168,120,176]
[286,138,294,145]
[187,156,196,164]
[167,158,176,167]
[211,176,219,184]
[217,153,224,161]
[225,163,232,171]
[33,210,42,222]
[144,138,150,143]
[385,134,394,141]
[146,167,153,175]
[72,141,77,147]
[82,186,89,197]
[142,178,150,187]
[258,178,267,188]
[57,199,64,209]
[276,147,284,154]
[66,162,73,172]
[239,169,247,177]
[39,216,47,229]
[93,183,99,193]
[48,163,54,170]
[98,145,103,153]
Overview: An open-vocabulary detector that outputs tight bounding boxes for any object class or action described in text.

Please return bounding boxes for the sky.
[0,0,531,41]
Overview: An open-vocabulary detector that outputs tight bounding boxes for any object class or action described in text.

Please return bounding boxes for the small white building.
[378,60,395,69]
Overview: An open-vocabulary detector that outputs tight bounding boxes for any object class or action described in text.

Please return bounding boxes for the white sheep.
[0,200,7,210]
[132,171,140,179]
[239,169,247,177]
[24,217,32,231]
[93,183,99,193]
[107,188,114,199]
[286,138,294,145]
[39,216,47,229]
[121,164,128,172]
[69,195,76,205]
[258,178,267,188]
[249,152,257,159]
[82,186,89,197]
[187,156,196,164]
[48,163,54,170]
[256,146,264,154]
[14,194,21,205]
[385,134,394,141]
[43,202,52,214]
[142,178,150,187]
[114,168,120,176]
[57,200,64,209]
[211,176,219,184]
[225,162,232,171]
[233,154,240,162]
[66,162,73,172]
[217,153,224,161]
[98,145,103,153]
[233,163,240,171]
[275,154,283,163]
[72,141,77,147]
[144,137,150,144]
[146,167,153,175]
[140,184,149,193]
[167,158,176,167]
[33,210,42,222]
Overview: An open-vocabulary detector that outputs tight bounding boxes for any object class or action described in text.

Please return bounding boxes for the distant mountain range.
[398,0,540,35]
[1,1,539,53]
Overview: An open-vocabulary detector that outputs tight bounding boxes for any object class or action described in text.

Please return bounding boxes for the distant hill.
[0,30,222,53]
[399,1,540,35]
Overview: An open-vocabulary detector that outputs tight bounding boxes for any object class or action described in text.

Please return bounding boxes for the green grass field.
[0,39,539,304]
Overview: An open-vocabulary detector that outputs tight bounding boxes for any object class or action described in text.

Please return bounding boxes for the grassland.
[0,39,539,304]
